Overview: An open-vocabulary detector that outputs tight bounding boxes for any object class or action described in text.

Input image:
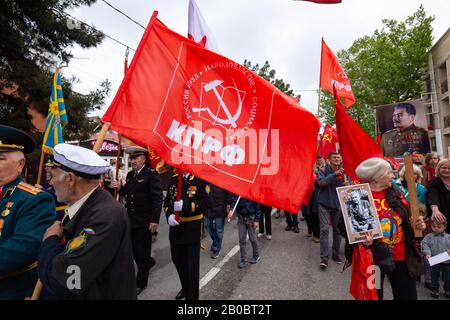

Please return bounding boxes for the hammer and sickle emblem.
[192,79,243,128]
[323,133,332,143]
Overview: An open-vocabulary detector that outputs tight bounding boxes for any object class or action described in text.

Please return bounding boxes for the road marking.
[199,208,279,290]
[199,245,239,290]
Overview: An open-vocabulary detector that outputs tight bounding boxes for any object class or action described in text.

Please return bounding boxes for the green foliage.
[320,5,434,136]
[0,0,108,141]
[243,59,300,99]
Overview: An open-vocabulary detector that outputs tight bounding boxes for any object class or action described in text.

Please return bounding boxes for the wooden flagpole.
[113,47,130,200]
[404,154,423,237]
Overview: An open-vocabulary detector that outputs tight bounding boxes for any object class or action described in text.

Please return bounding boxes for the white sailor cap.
[51,143,110,179]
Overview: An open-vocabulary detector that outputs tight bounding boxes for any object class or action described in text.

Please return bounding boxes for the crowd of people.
[1,124,450,300]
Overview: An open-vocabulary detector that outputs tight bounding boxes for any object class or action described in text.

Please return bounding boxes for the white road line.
[199,245,240,290]
[199,207,279,290]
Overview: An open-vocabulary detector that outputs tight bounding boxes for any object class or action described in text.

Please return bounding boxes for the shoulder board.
[17,182,42,195]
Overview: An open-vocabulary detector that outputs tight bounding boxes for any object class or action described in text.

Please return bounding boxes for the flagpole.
[93,122,111,153]
[113,47,130,200]
[36,151,46,186]
[317,37,324,118]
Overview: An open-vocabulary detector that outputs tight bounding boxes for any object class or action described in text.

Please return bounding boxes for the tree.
[0,0,109,141]
[243,60,300,99]
[320,5,434,136]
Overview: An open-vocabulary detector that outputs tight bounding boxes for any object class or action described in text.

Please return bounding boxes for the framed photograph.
[336,183,383,244]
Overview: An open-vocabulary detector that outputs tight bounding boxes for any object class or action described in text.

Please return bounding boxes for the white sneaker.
[266,235,272,240]
[257,233,264,238]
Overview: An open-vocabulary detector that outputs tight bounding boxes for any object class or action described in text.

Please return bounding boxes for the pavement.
[139,210,436,300]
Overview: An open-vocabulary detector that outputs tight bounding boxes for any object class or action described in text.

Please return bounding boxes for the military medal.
[1,202,13,217]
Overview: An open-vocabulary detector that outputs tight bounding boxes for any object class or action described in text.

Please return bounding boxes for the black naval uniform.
[120,164,163,289]
[38,188,136,299]
[164,173,211,300]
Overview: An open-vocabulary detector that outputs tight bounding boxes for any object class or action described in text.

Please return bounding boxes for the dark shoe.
[211,250,220,259]
[136,287,146,296]
[149,257,156,269]
[332,255,343,264]
[313,237,320,243]
[430,290,439,299]
[249,256,260,264]
[285,225,292,231]
[176,289,186,300]
[425,282,433,290]
[151,231,158,243]
[238,261,248,269]
[293,226,300,233]
[320,258,328,269]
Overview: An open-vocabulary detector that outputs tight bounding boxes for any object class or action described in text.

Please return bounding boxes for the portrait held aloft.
[376,100,430,158]
[337,183,383,244]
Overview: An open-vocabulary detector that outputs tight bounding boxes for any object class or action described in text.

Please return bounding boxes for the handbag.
[371,209,395,273]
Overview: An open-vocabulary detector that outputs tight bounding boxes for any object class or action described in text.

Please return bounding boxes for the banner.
[334,86,382,183]
[102,12,320,212]
[320,38,355,108]
[317,124,338,158]
[42,68,68,154]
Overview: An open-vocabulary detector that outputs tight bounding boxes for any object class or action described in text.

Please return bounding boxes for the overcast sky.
[62,0,450,117]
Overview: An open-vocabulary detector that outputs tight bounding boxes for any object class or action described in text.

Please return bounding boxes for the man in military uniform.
[164,171,211,300]
[381,102,430,158]
[37,143,136,299]
[0,125,55,300]
[116,146,163,295]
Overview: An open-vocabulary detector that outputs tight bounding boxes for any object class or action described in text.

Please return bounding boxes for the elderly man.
[116,146,163,295]
[37,143,136,299]
[381,103,430,158]
[0,125,55,300]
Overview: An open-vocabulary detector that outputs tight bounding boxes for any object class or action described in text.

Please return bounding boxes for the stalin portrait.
[381,102,431,158]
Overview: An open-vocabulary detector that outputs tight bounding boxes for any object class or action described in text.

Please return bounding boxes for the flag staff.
[32,54,65,300]
[317,37,324,118]
[113,47,130,200]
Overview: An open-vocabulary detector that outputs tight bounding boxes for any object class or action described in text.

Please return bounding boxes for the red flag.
[317,124,338,158]
[320,38,355,107]
[349,244,378,300]
[300,0,342,3]
[188,0,219,52]
[102,12,320,213]
[333,86,382,184]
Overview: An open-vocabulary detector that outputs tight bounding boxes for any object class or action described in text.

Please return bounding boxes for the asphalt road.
[139,210,434,300]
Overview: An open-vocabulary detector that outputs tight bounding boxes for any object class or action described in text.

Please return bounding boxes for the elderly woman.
[422,152,440,189]
[427,159,450,233]
[355,158,426,300]
[392,164,426,205]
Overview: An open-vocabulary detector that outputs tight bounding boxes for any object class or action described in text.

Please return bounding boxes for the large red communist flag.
[320,38,355,107]
[333,86,382,184]
[102,11,321,213]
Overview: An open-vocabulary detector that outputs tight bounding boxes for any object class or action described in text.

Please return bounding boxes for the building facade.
[424,27,450,157]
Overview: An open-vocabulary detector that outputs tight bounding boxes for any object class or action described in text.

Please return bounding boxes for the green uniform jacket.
[0,176,56,300]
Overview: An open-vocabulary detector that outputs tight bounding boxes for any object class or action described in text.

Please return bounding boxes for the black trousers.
[304,207,320,238]
[377,260,418,300]
[259,205,272,235]
[131,227,152,289]
[170,241,200,300]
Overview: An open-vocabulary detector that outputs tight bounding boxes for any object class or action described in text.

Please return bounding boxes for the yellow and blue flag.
[42,68,68,154]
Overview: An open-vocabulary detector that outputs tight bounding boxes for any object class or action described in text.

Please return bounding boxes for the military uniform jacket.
[0,176,55,299]
[38,188,136,300]
[120,165,163,229]
[381,124,430,158]
[164,174,211,244]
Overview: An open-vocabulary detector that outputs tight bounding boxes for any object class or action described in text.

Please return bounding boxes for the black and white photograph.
[337,184,383,244]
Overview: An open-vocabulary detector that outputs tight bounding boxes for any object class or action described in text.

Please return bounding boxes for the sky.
[61,0,450,117]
